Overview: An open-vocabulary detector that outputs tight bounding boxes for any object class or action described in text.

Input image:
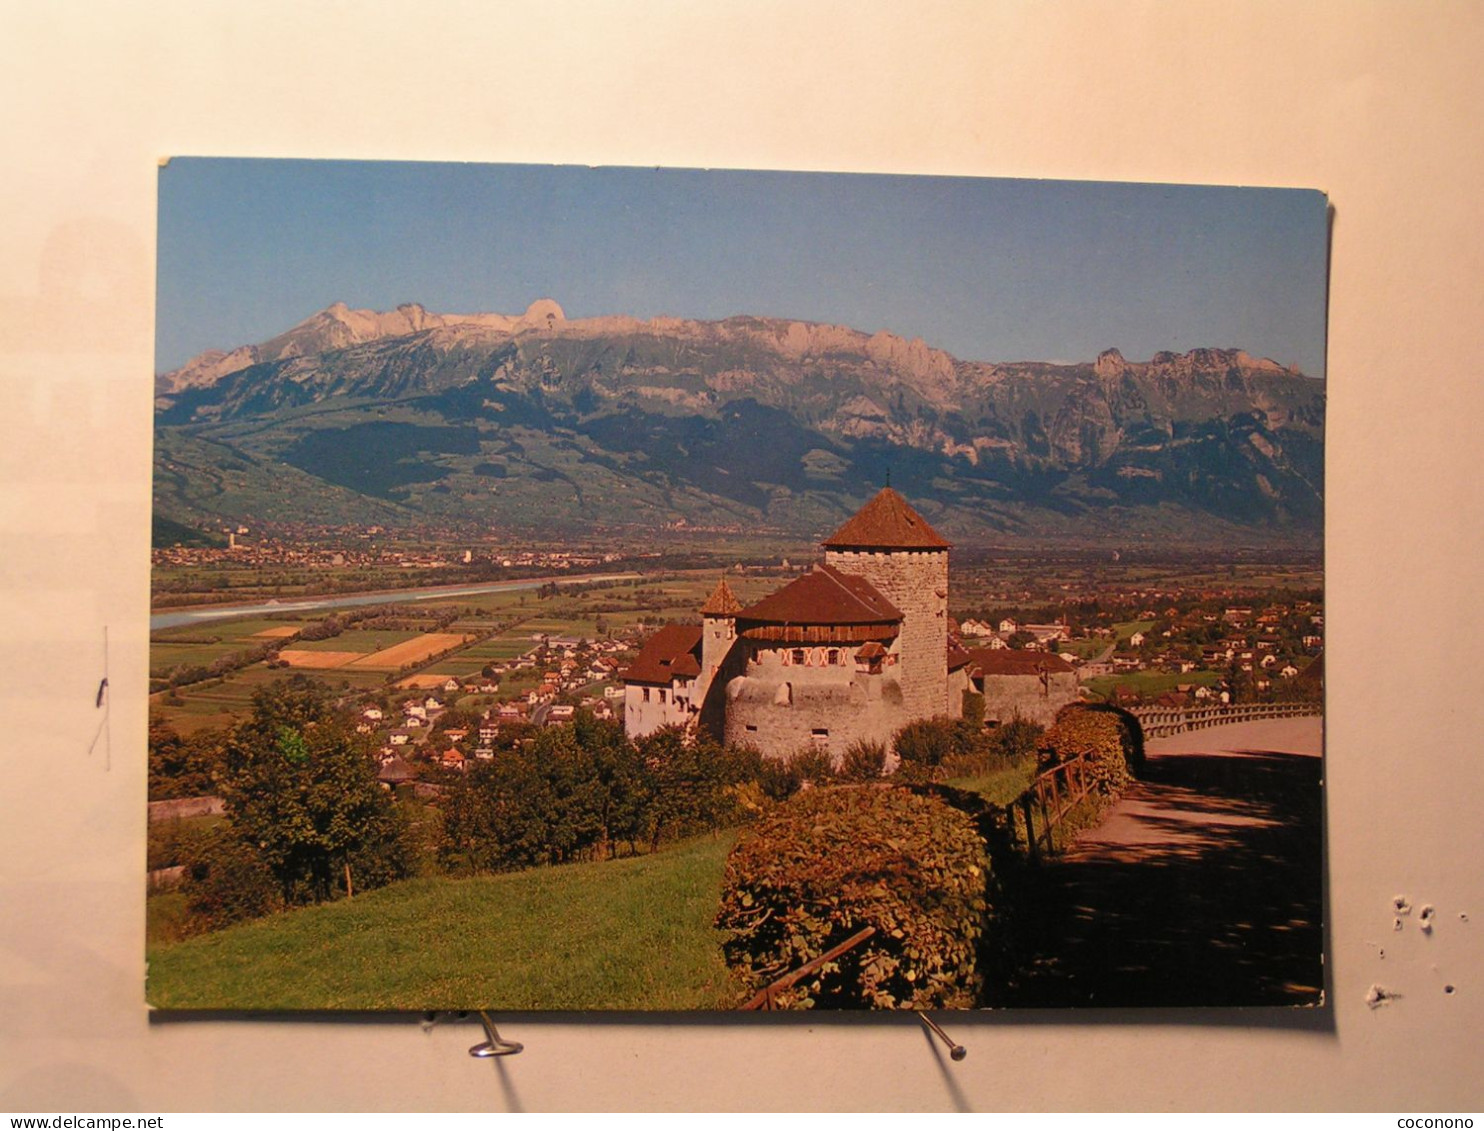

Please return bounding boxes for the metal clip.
[468,1010,524,1058]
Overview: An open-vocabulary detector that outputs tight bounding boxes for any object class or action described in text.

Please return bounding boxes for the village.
[359,630,635,784]
[152,524,625,577]
[343,586,1322,790]
[147,505,1323,803]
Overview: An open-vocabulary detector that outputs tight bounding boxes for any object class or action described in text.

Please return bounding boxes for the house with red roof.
[623,488,973,760]
[963,648,1080,727]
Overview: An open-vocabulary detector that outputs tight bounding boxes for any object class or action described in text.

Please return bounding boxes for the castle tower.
[695,577,743,739]
[699,577,741,677]
[821,488,951,719]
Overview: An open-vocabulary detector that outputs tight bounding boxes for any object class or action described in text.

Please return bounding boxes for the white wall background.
[2,1,1481,1112]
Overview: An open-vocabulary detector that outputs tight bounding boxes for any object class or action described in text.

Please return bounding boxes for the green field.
[146,832,741,1011]
[416,631,541,678]
[155,664,389,734]
[289,628,422,654]
[1083,669,1221,700]
[1061,637,1111,661]
[1112,619,1156,645]
[149,616,307,677]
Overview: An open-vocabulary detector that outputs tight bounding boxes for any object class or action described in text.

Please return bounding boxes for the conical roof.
[821,487,950,550]
[699,577,743,616]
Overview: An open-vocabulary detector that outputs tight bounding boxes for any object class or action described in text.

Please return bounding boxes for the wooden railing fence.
[737,925,878,1010]
[1007,754,1094,863]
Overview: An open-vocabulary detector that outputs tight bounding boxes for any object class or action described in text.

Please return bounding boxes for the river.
[150,571,642,631]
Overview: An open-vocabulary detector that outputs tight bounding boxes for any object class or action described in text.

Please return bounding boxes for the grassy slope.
[946,757,1038,807]
[147,832,740,1012]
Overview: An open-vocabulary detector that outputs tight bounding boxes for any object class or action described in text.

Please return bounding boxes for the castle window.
[642,687,650,702]
[811,728,829,746]
[791,649,806,666]
[745,724,758,733]
[827,649,840,665]
[658,689,667,704]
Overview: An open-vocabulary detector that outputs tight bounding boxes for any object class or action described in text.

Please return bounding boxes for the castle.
[622,488,975,758]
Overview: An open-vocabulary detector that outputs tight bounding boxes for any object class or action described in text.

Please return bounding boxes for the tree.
[529,725,606,864]
[442,747,556,872]
[219,676,409,904]
[148,712,224,800]
[638,727,734,850]
[572,710,652,857]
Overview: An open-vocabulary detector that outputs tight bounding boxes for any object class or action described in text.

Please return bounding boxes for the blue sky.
[157,159,1328,377]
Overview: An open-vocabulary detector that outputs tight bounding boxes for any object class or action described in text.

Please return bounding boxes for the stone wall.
[697,624,749,742]
[948,664,972,712]
[723,644,910,760]
[147,795,224,823]
[978,670,1079,729]
[824,547,950,719]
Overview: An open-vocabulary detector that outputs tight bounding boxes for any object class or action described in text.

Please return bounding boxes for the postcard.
[147,160,1326,1011]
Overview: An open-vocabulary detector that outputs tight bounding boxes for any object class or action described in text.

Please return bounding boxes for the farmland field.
[150,616,308,677]
[278,649,367,669]
[348,632,473,669]
[153,663,389,734]
[148,569,798,731]
[291,628,423,654]
[395,674,454,690]
[435,632,539,663]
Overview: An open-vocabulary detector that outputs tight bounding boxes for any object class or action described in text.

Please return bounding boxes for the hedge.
[179,826,283,933]
[1041,706,1136,795]
[715,786,989,1010]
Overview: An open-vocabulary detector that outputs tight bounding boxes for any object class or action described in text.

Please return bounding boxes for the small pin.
[919,1012,966,1061]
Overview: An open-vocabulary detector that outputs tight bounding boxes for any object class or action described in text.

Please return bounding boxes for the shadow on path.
[999,733,1323,1009]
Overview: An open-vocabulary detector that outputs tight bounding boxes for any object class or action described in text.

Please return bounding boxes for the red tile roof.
[968,648,1074,676]
[821,487,951,550]
[621,623,703,685]
[736,563,902,627]
[699,577,743,616]
[377,755,415,784]
[947,639,973,672]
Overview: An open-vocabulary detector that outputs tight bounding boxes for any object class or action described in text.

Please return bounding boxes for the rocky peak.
[519,298,565,327]
[1094,348,1127,380]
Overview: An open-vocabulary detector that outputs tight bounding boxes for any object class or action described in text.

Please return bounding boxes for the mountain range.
[153,300,1325,546]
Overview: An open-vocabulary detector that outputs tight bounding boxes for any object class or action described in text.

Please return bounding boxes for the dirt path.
[1000,716,1324,1008]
